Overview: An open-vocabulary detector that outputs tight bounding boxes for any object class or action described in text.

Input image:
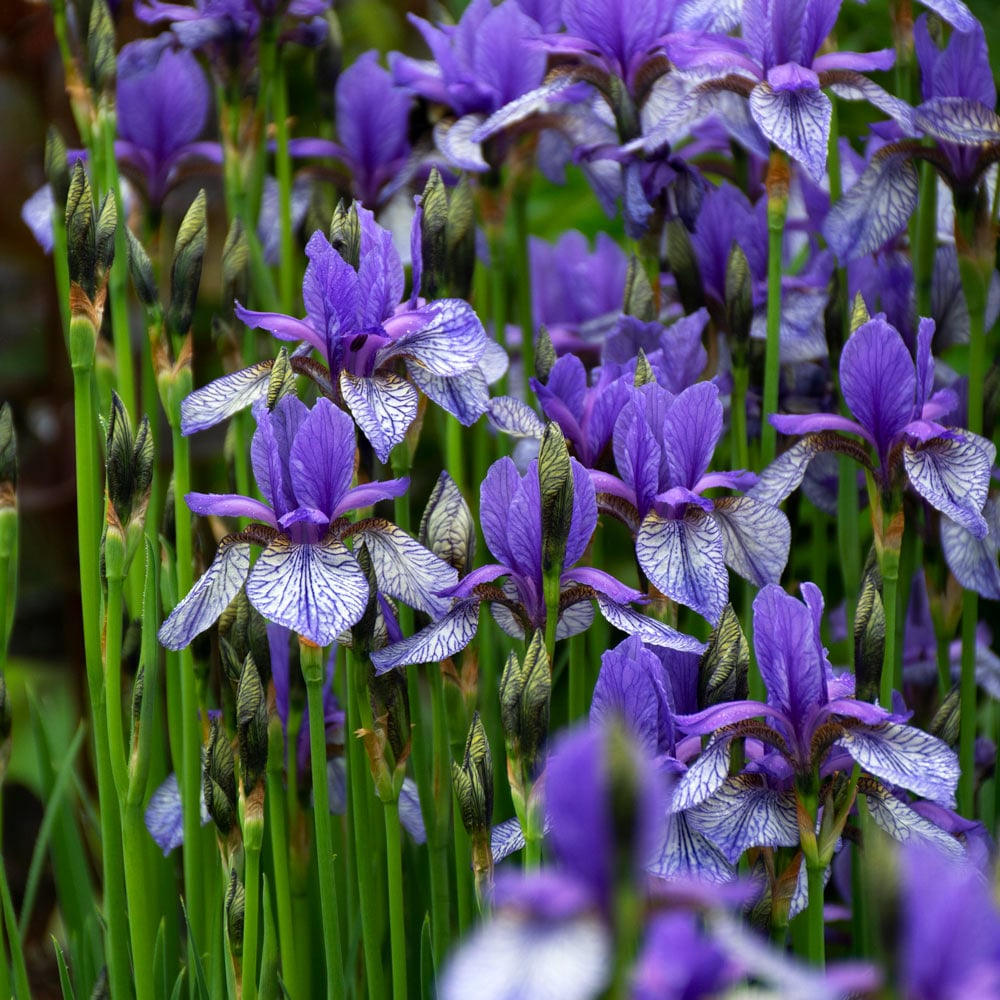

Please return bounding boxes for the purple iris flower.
[943,496,1000,602]
[756,314,995,539]
[159,396,457,649]
[114,38,222,207]
[672,583,964,864]
[825,14,997,260]
[667,0,896,181]
[285,51,413,209]
[181,205,496,462]
[593,380,789,624]
[371,455,704,673]
[898,843,1000,999]
[390,0,548,171]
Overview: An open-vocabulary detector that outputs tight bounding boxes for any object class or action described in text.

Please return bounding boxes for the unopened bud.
[45,127,70,211]
[222,216,249,304]
[167,190,207,336]
[930,685,960,747]
[452,711,493,836]
[369,666,411,770]
[849,292,870,335]
[665,218,704,315]
[445,176,475,299]
[624,255,655,322]
[226,869,245,957]
[538,423,574,576]
[633,349,655,388]
[854,551,885,705]
[518,630,551,775]
[419,471,475,576]
[94,190,117,290]
[698,603,749,708]
[126,226,159,309]
[87,0,116,95]
[204,716,238,837]
[535,327,556,383]
[267,347,295,411]
[420,169,448,300]
[66,163,96,300]
[725,242,752,357]
[0,403,17,503]
[329,200,360,271]
[237,653,268,793]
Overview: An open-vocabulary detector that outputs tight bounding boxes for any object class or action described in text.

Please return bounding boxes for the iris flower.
[181,205,499,462]
[159,396,457,649]
[371,454,704,673]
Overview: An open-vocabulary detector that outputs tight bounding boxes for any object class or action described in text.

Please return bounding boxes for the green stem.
[428,665,454,959]
[346,648,384,997]
[761,150,789,468]
[936,633,952,702]
[0,859,28,1000]
[880,561,899,709]
[837,457,861,666]
[568,632,587,725]
[104,575,127,797]
[959,590,978,816]
[123,804,157,1000]
[72,357,131,1000]
[383,800,408,1000]
[512,186,535,385]
[302,644,346,1000]
[730,362,750,471]
[274,54,296,313]
[243,843,262,1000]
[805,862,826,967]
[914,162,937,319]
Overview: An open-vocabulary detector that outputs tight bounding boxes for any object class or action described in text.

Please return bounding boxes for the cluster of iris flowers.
[6,0,1000,996]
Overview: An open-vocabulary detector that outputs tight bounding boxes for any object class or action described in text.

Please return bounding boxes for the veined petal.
[750,434,829,505]
[686,777,799,863]
[334,478,410,517]
[636,510,728,624]
[915,0,975,30]
[158,540,252,649]
[861,782,964,860]
[370,599,482,673]
[246,536,369,646]
[941,498,1000,600]
[647,811,736,884]
[566,567,643,604]
[838,723,959,805]
[380,299,487,376]
[434,115,489,172]
[915,97,1000,145]
[471,77,579,142]
[672,735,735,812]
[185,492,276,525]
[180,362,273,435]
[596,597,706,653]
[904,437,991,538]
[352,520,459,619]
[823,150,918,261]
[340,370,418,464]
[144,773,209,855]
[491,817,526,864]
[662,382,723,491]
[407,362,489,425]
[486,396,545,439]
[749,83,831,183]
[399,778,427,843]
[556,596,594,639]
[711,497,791,588]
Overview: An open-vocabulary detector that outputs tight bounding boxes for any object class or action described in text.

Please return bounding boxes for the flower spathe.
[159,396,457,648]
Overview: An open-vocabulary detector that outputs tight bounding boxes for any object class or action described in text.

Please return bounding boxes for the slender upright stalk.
[301,641,346,1000]
[428,665,454,960]
[761,149,790,468]
[274,56,296,313]
[880,561,899,709]
[104,575,127,795]
[383,799,408,999]
[512,185,535,386]
[805,861,826,967]
[568,633,587,725]
[242,841,262,1000]
[837,458,861,665]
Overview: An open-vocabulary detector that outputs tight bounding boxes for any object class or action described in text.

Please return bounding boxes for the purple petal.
[380,299,487,377]
[406,362,490,425]
[158,540,252,650]
[636,510,728,624]
[749,82,831,183]
[251,397,309,518]
[246,536,369,646]
[486,396,545,439]
[491,817,526,864]
[711,497,791,588]
[840,316,916,462]
[339,371,418,464]
[566,459,598,568]
[480,457,523,569]
[21,184,54,254]
[567,567,643,604]
[941,498,1000,600]
[823,150,919,261]
[613,393,664,519]
[370,599,482,673]
[353,521,458,619]
[861,783,965,860]
[672,735,735,812]
[180,362,274,435]
[915,97,1000,145]
[399,778,427,843]
[750,434,835,505]
[646,811,736,884]
[915,0,976,30]
[289,397,356,520]
[753,584,827,721]
[434,115,489,172]
[334,478,410,517]
[301,231,360,362]
[185,491,276,526]
[662,382,723,491]
[812,49,895,73]
[904,436,992,537]
[235,303,325,353]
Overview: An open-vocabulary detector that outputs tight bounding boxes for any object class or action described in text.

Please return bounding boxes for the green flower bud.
[226,869,245,958]
[94,190,117,290]
[167,190,207,336]
[222,216,249,305]
[329,199,360,271]
[624,255,655,322]
[237,653,268,794]
[930,685,960,747]
[725,242,753,359]
[445,176,475,300]
[66,162,96,300]
[45,127,70,211]
[267,347,295,412]
[204,716,238,837]
[854,550,885,705]
[419,471,475,576]
[849,291,870,335]
[535,327,557,383]
[126,226,159,310]
[538,422,574,576]
[419,169,448,300]
[452,711,493,836]
[499,650,522,753]
[698,603,750,709]
[633,348,655,388]
[369,665,411,771]
[86,0,116,95]
[0,403,17,503]
[665,218,704,315]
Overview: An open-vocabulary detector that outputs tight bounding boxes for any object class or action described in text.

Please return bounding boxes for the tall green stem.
[880,560,899,709]
[761,150,789,468]
[805,861,826,967]
[274,55,296,313]
[243,842,262,1000]
[383,800,408,999]
[428,665,454,959]
[302,643,346,1000]
[512,186,535,385]
[837,458,861,665]
[104,576,127,795]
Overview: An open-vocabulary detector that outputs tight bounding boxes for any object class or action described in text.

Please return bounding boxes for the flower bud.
[222,216,249,305]
[665,218,704,315]
[94,190,117,292]
[623,255,655,321]
[452,711,493,837]
[226,869,245,958]
[725,242,752,359]
[44,127,70,211]
[0,403,16,507]
[86,0,116,96]
[166,190,207,337]
[517,631,551,777]
[369,665,411,773]
[534,326,556,383]
[538,422,573,577]
[854,550,885,705]
[329,199,360,271]
[237,653,268,795]
[204,715,238,837]
[698,603,749,708]
[266,347,295,412]
[930,685,960,747]
[126,226,159,310]
[66,163,96,300]
[445,176,475,300]
[419,169,448,300]
[633,348,655,388]
[419,471,475,576]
